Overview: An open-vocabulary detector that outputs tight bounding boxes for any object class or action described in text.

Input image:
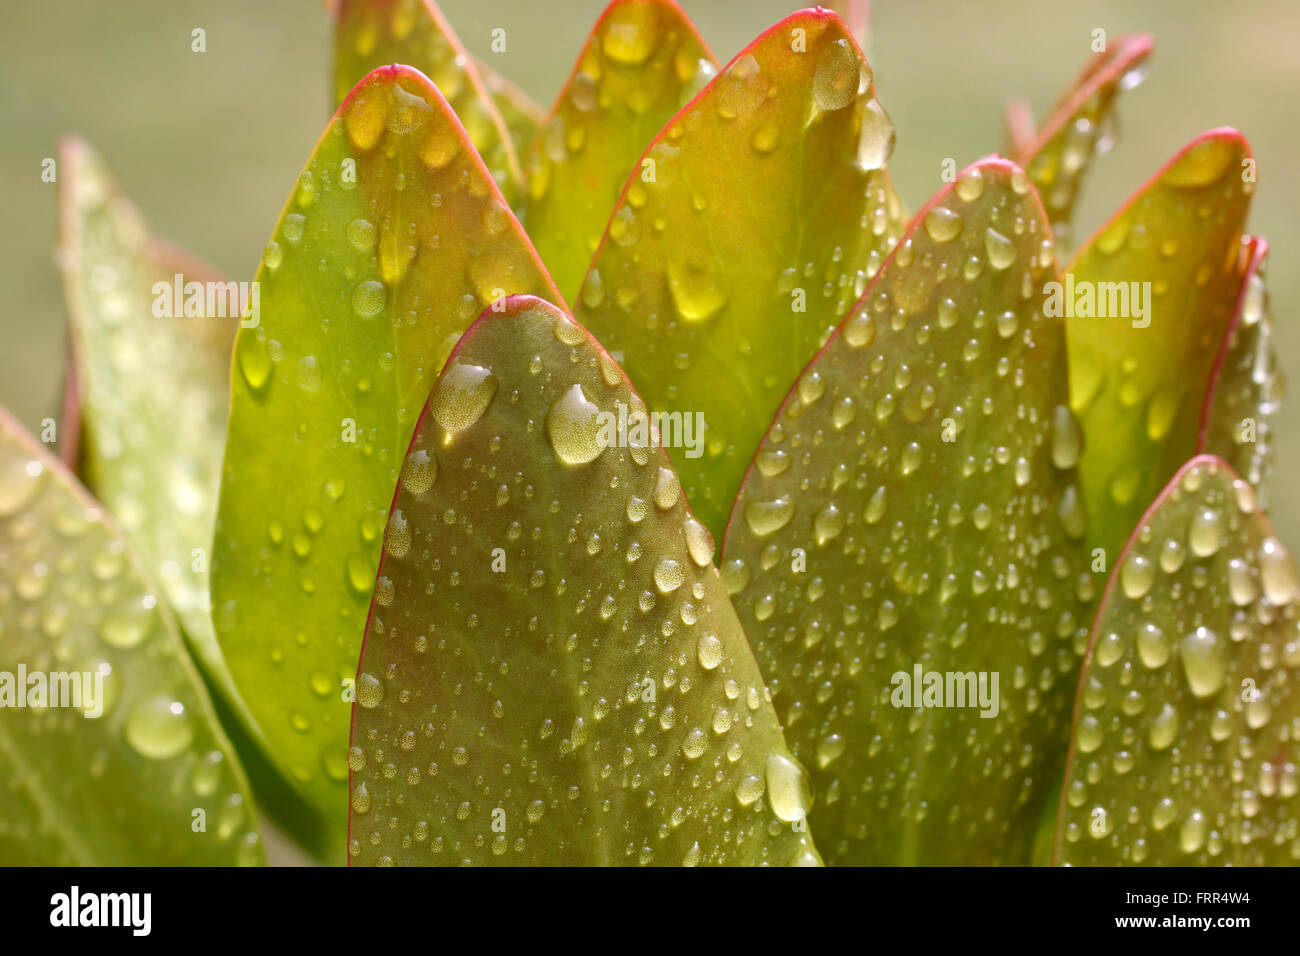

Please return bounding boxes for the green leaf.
[213,65,561,828]
[523,0,718,300]
[472,54,545,156]
[1199,237,1284,510]
[1067,128,1253,560]
[1012,33,1152,250]
[575,8,905,539]
[349,295,821,867]
[333,0,522,201]
[719,158,1093,865]
[1055,455,1300,865]
[57,137,256,732]
[0,407,263,865]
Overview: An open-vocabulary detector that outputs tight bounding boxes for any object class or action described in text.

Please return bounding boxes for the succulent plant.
[1,0,1294,868]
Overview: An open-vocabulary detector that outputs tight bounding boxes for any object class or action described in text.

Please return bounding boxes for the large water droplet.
[433,363,498,442]
[546,383,605,465]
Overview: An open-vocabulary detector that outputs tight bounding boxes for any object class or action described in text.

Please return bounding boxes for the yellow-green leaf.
[576,9,905,538]
[524,0,718,299]
[1067,128,1253,560]
[1055,455,1300,865]
[57,137,254,732]
[720,158,1093,864]
[213,65,561,829]
[349,296,821,867]
[473,53,545,156]
[333,0,523,201]
[1199,236,1284,511]
[0,407,263,865]
[1013,33,1153,250]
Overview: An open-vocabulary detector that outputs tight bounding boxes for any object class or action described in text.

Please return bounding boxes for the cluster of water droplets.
[718,163,1096,863]
[0,430,260,864]
[1061,460,1300,864]
[348,302,819,865]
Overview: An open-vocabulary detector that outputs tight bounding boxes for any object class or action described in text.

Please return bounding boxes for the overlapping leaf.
[524,0,718,299]
[720,158,1093,864]
[213,65,561,827]
[474,54,545,156]
[333,0,522,200]
[350,296,820,867]
[1055,455,1300,865]
[57,137,253,730]
[1199,237,1284,510]
[1011,33,1153,249]
[1067,129,1254,560]
[0,408,262,865]
[576,8,905,538]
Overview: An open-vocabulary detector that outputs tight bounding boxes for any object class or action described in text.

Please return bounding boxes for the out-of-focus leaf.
[577,9,905,538]
[57,137,255,732]
[1012,34,1153,249]
[333,0,522,200]
[473,54,545,156]
[213,65,561,828]
[525,0,718,300]
[349,296,821,867]
[1199,237,1284,511]
[1067,128,1253,561]
[1055,455,1300,865]
[0,407,263,865]
[720,158,1092,864]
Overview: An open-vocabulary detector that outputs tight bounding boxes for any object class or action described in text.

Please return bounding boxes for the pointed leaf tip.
[213,64,561,828]
[1199,237,1283,510]
[1014,33,1153,249]
[1067,128,1255,562]
[333,0,523,199]
[1056,455,1300,865]
[576,9,905,539]
[349,295,820,866]
[525,0,719,301]
[721,157,1093,864]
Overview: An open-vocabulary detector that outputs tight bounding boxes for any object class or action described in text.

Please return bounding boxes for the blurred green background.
[3,0,1296,544]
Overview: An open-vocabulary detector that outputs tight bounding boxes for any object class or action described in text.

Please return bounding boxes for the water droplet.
[352,279,387,317]
[433,363,498,442]
[744,496,794,537]
[1258,537,1298,604]
[667,259,728,322]
[984,228,1017,270]
[401,448,437,495]
[812,38,859,112]
[1188,508,1224,557]
[1180,626,1226,698]
[124,697,193,759]
[923,206,962,243]
[765,751,813,823]
[546,383,604,465]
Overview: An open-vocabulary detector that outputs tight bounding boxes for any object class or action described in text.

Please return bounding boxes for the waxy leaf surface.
[0,409,263,865]
[334,0,522,200]
[1067,129,1253,560]
[1200,237,1284,511]
[524,0,718,300]
[1055,456,1300,865]
[57,138,252,729]
[721,159,1094,865]
[350,296,820,867]
[1013,34,1152,250]
[213,66,561,826]
[576,9,905,538]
